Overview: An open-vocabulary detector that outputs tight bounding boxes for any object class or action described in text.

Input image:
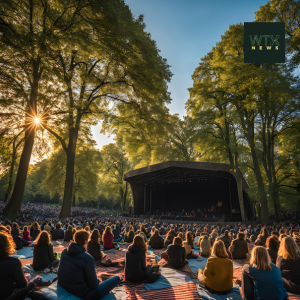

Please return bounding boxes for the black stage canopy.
[123,161,255,221]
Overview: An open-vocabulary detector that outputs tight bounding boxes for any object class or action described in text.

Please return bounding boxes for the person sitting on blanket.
[124,225,135,243]
[87,229,104,263]
[102,226,115,250]
[276,236,300,295]
[125,235,160,283]
[64,225,74,241]
[198,240,233,294]
[52,223,64,240]
[32,230,59,271]
[149,229,164,249]
[0,232,37,300]
[22,226,31,242]
[198,235,211,257]
[111,224,122,242]
[30,222,41,241]
[242,246,288,300]
[266,235,280,264]
[229,232,248,259]
[164,230,175,248]
[165,236,187,269]
[58,229,120,300]
[11,223,30,250]
[183,231,198,259]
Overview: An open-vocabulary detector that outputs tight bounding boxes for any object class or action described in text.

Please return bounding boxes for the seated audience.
[11,223,29,250]
[166,236,187,269]
[242,246,288,300]
[52,223,64,240]
[124,226,135,243]
[149,229,164,249]
[125,235,160,283]
[102,226,115,250]
[257,228,269,246]
[183,231,198,259]
[266,235,280,264]
[58,230,120,299]
[194,230,201,248]
[199,235,211,257]
[230,232,248,259]
[221,230,231,250]
[198,240,233,294]
[0,232,36,300]
[22,226,31,242]
[293,232,300,248]
[64,225,74,241]
[111,224,122,241]
[30,222,41,241]
[164,230,175,248]
[248,235,256,253]
[276,236,300,295]
[87,229,104,263]
[32,231,59,270]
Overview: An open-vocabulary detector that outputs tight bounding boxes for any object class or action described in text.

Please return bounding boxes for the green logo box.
[244,22,285,63]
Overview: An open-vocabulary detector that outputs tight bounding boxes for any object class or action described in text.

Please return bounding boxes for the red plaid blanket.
[102,249,126,263]
[124,281,201,300]
[233,266,243,282]
[21,259,33,266]
[53,241,70,253]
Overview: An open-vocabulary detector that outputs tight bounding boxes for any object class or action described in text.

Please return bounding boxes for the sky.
[91,0,271,150]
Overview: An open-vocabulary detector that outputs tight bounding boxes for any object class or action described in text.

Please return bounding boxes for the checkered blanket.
[233,266,243,282]
[124,281,201,300]
[158,258,197,279]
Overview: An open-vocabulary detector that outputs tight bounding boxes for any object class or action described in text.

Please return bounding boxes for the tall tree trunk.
[73,193,76,207]
[4,69,40,218]
[4,150,17,203]
[60,129,78,219]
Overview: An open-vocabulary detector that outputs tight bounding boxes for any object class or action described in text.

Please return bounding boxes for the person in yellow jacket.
[198,240,233,294]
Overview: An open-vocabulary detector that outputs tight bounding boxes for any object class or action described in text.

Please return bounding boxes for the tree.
[0,0,95,218]
[40,3,171,218]
[99,142,132,214]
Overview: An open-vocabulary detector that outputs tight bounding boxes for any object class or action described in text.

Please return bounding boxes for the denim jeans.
[113,237,123,242]
[91,276,120,299]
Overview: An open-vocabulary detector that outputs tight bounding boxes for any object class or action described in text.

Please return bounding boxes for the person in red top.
[22,226,31,242]
[102,226,115,250]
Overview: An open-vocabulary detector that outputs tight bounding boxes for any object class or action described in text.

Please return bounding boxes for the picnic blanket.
[41,281,120,300]
[13,247,34,258]
[124,281,201,300]
[53,241,71,253]
[198,284,242,300]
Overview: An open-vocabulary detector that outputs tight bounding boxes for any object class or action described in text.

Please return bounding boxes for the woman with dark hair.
[32,231,59,271]
[11,223,30,250]
[230,232,248,259]
[124,226,135,243]
[266,235,280,264]
[22,226,31,242]
[125,235,160,283]
[242,246,288,300]
[30,222,40,241]
[276,236,300,295]
[199,235,211,257]
[0,232,37,300]
[52,223,64,240]
[87,229,104,263]
[221,230,231,250]
[64,225,74,241]
[164,230,175,248]
[102,226,115,250]
[257,228,269,246]
[166,236,187,269]
[149,229,164,249]
[183,231,198,259]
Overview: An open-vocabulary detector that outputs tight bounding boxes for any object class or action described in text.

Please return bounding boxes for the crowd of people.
[148,204,224,221]
[0,202,300,300]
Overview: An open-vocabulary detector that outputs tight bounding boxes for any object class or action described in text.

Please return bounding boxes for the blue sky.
[91,0,270,149]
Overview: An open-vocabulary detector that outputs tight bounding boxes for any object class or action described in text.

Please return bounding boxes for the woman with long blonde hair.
[276,236,300,294]
[198,240,233,294]
[242,246,288,300]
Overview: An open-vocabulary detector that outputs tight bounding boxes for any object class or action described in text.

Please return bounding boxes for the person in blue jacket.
[58,229,119,300]
[241,246,288,300]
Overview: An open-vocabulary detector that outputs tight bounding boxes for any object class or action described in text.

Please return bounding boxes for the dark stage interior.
[124,161,256,222]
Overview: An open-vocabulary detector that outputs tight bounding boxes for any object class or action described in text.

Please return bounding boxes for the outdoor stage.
[124,161,256,222]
